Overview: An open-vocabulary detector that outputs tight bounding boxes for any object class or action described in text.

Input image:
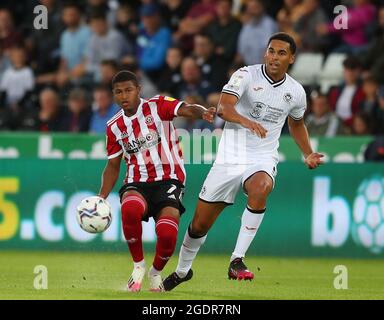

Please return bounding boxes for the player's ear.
[289,54,295,65]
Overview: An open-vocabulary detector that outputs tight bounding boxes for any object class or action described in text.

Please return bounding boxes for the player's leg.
[228,171,273,281]
[162,200,227,291]
[177,199,227,275]
[120,189,148,292]
[148,206,180,292]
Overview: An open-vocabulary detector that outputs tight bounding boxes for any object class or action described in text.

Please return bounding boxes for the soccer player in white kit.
[163,32,324,290]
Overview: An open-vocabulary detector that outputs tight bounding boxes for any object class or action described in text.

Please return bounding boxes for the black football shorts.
[118,179,185,221]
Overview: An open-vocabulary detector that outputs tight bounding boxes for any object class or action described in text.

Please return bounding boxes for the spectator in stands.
[0,46,34,109]
[85,0,117,26]
[193,33,227,91]
[360,6,384,83]
[115,4,140,44]
[78,9,132,82]
[293,0,330,53]
[27,0,64,84]
[374,86,384,135]
[56,2,91,87]
[206,0,242,63]
[364,136,384,161]
[158,46,184,96]
[66,88,92,132]
[276,0,304,46]
[173,0,217,52]
[305,92,348,136]
[0,47,11,83]
[236,0,278,65]
[316,0,376,55]
[359,75,379,115]
[328,56,365,128]
[99,59,119,89]
[89,85,119,134]
[177,56,215,101]
[37,88,69,132]
[161,0,193,33]
[351,112,373,135]
[0,9,24,56]
[136,3,172,82]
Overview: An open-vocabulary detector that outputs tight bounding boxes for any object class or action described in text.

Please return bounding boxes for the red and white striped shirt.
[106,95,186,185]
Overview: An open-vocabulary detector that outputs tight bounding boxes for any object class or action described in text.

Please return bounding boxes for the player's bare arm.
[288,117,324,169]
[217,92,268,138]
[177,103,216,123]
[98,154,122,199]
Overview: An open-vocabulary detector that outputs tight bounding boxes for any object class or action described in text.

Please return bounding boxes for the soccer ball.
[352,176,384,254]
[76,196,112,233]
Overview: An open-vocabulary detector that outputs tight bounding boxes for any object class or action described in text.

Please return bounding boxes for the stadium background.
[0,0,384,299]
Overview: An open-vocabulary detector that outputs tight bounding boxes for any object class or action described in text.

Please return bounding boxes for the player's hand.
[202,107,216,123]
[241,118,268,138]
[304,152,324,169]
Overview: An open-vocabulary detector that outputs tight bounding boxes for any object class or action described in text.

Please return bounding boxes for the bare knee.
[247,181,272,209]
[190,220,210,237]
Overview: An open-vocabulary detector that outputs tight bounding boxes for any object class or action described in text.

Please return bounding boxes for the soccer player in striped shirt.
[97,70,215,292]
[163,32,324,291]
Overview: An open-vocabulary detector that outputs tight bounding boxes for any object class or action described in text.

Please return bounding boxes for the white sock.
[149,266,161,276]
[134,259,145,269]
[175,226,207,278]
[230,206,265,262]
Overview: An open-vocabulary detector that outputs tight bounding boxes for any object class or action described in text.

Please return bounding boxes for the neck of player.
[265,66,285,82]
[123,99,141,117]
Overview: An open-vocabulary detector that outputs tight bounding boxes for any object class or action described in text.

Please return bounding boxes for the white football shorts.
[199,160,278,204]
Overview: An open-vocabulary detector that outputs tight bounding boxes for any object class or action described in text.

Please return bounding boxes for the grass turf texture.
[0,251,383,300]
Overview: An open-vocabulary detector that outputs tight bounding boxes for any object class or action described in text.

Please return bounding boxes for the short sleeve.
[155,96,184,121]
[289,88,307,120]
[222,67,251,100]
[106,124,123,159]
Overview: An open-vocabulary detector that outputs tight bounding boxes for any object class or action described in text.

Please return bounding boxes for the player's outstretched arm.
[217,93,267,138]
[177,103,216,123]
[97,155,122,199]
[288,117,324,169]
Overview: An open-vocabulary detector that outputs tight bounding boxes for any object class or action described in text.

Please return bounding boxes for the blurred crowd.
[0,0,384,136]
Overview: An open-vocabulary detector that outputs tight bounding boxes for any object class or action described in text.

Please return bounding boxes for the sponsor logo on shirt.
[123,129,161,154]
[250,102,285,124]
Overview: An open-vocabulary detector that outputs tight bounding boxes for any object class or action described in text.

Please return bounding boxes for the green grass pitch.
[0,251,383,300]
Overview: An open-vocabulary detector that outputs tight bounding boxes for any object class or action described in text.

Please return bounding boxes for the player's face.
[264,40,295,78]
[113,81,141,114]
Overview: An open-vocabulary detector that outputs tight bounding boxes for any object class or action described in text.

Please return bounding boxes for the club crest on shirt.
[250,102,266,119]
[283,93,293,103]
[145,115,154,125]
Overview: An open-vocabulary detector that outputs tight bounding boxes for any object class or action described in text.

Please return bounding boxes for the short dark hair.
[111,70,139,87]
[101,59,119,70]
[343,56,362,70]
[89,8,107,21]
[63,1,83,13]
[94,84,112,94]
[268,32,297,55]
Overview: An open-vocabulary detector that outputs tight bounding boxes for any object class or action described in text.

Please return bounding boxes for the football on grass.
[77,196,112,233]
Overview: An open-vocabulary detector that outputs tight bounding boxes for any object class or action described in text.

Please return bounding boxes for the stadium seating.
[318,53,347,94]
[289,53,324,86]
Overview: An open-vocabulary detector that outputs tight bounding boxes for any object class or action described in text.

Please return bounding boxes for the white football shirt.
[216,64,307,164]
